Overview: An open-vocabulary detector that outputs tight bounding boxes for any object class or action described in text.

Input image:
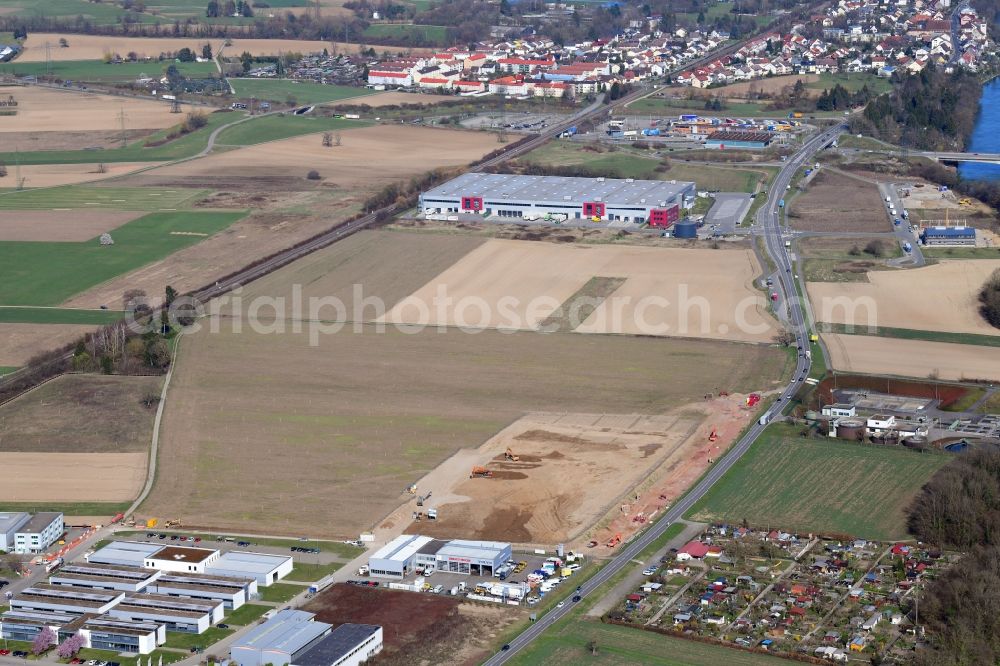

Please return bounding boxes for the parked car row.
[290,546,321,554]
[348,580,380,587]
[145,532,202,543]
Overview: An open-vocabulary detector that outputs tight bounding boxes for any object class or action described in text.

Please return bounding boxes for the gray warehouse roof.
[235,610,331,654]
[292,624,381,666]
[0,512,29,533]
[421,173,694,207]
[436,539,509,560]
[206,551,291,575]
[88,541,164,566]
[20,512,61,533]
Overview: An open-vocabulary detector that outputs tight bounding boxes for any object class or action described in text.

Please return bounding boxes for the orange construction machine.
[606,533,622,548]
[709,428,718,442]
[470,466,494,478]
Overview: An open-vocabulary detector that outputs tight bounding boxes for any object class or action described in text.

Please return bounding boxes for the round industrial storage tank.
[673,220,698,238]
[903,434,929,450]
[836,419,865,440]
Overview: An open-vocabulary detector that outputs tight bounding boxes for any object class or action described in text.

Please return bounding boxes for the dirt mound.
[406,411,729,544]
[301,583,519,665]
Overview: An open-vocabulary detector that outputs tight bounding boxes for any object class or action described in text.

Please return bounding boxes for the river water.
[959,76,1000,181]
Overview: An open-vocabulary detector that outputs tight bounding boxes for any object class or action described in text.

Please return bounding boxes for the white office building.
[14,512,64,554]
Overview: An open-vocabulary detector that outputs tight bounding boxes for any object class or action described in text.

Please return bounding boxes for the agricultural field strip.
[824,333,1000,382]
[688,424,948,540]
[0,210,247,306]
[0,186,210,210]
[807,260,1000,337]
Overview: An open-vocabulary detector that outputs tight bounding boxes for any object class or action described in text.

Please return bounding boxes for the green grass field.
[257,582,305,603]
[806,72,892,95]
[0,500,131,514]
[687,423,949,540]
[821,322,1000,349]
[214,114,369,146]
[0,0,264,24]
[362,23,449,44]
[977,391,1000,414]
[287,561,344,581]
[163,626,234,650]
[922,246,1000,259]
[0,306,125,324]
[0,110,238,165]
[628,96,845,119]
[508,619,791,665]
[521,142,769,191]
[221,603,270,626]
[0,0,153,24]
[837,133,897,151]
[231,78,373,105]
[0,185,208,210]
[0,210,245,305]
[0,59,216,82]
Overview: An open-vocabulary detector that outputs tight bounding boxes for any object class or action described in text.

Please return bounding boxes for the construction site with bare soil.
[406,392,761,548]
[140,230,790,540]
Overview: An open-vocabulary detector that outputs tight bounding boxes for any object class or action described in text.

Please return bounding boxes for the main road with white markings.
[482,122,847,665]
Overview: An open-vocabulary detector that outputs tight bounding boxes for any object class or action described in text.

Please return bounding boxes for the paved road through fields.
[482,122,847,665]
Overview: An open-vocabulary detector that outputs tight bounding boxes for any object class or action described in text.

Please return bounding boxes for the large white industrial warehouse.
[367,535,512,579]
[419,173,695,226]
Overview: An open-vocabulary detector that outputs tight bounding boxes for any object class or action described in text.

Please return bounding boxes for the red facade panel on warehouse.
[648,206,679,228]
[461,196,483,211]
[582,202,606,217]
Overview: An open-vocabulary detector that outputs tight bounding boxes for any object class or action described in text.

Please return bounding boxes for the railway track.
[0,22,801,392]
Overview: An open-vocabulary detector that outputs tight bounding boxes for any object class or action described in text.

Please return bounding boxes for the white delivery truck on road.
[758,411,771,426]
